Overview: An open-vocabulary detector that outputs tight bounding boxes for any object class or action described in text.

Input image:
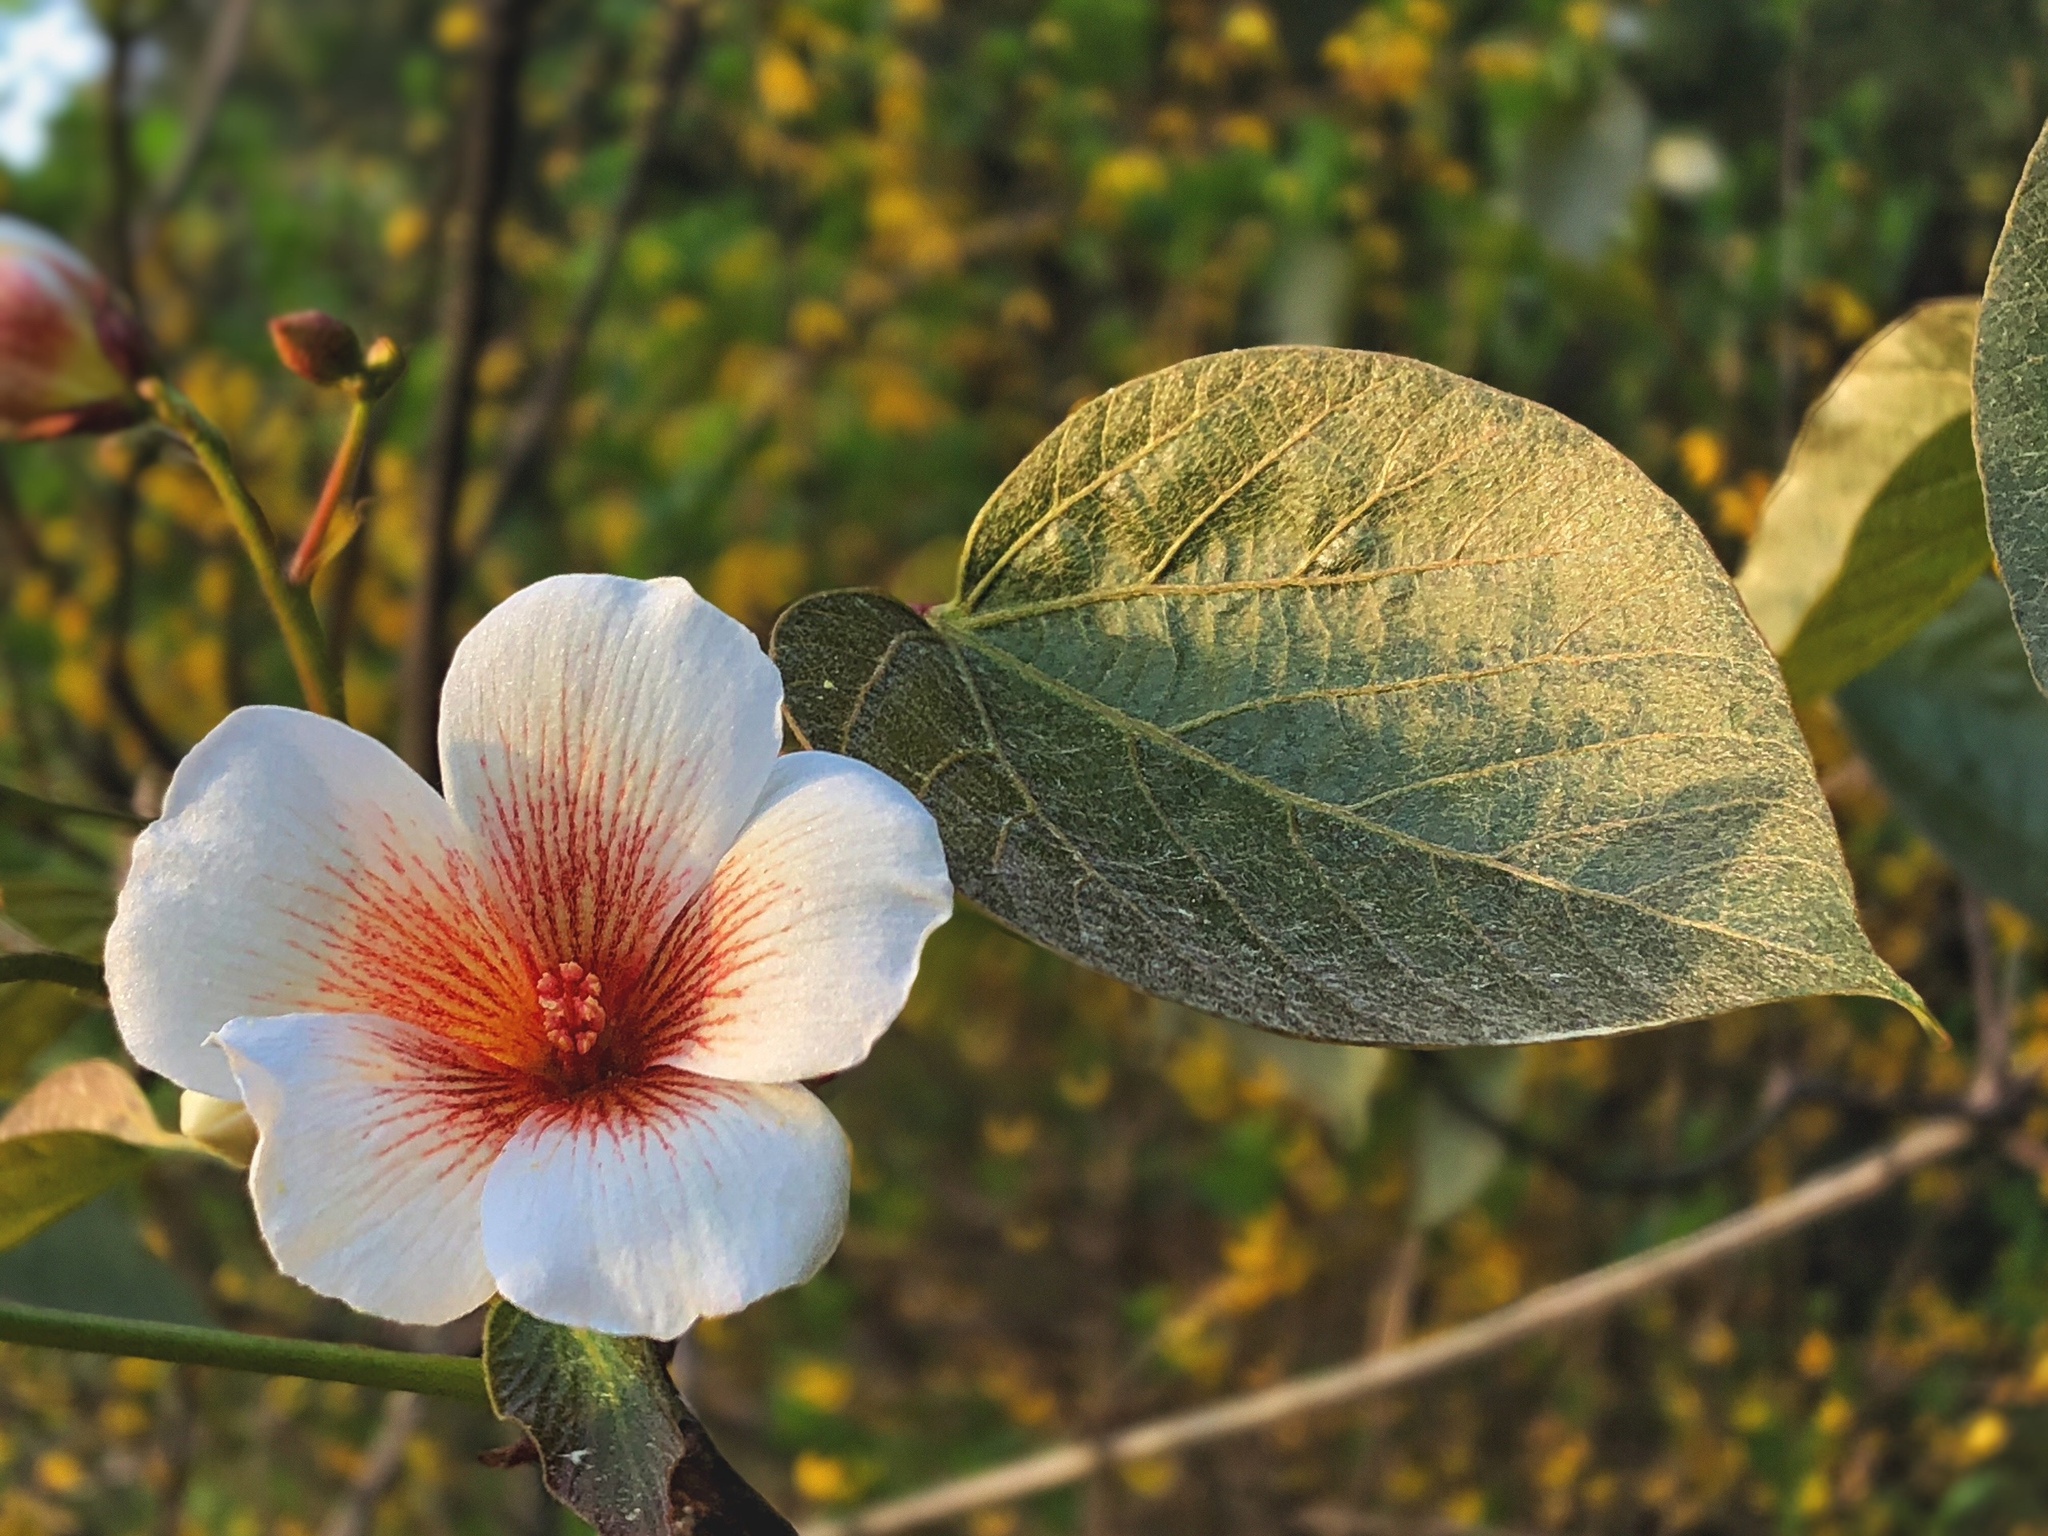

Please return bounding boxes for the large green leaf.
[483,1302,795,1536]
[1737,298,1986,699]
[1838,577,2048,923]
[774,346,1919,1046]
[1977,115,2048,693]
[0,1060,203,1251]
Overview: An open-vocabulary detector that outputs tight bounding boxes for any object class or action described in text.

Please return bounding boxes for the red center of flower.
[536,961,606,1057]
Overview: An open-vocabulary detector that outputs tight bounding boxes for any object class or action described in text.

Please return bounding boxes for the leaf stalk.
[0,1300,488,1403]
[138,378,345,719]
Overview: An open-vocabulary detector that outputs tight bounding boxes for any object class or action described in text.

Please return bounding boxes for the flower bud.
[356,335,407,401]
[268,309,367,386]
[0,216,146,440]
[179,1090,258,1168]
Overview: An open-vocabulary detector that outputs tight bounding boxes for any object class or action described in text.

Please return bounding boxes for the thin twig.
[152,0,260,215]
[398,0,535,774]
[103,0,140,304]
[148,1366,200,1536]
[470,0,702,554]
[1960,887,2014,1114]
[802,1118,1976,1536]
[321,1392,424,1536]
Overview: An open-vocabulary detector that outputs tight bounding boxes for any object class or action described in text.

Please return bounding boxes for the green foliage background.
[4,0,2048,1531]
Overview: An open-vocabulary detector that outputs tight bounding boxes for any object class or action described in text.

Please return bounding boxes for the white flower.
[104,575,952,1337]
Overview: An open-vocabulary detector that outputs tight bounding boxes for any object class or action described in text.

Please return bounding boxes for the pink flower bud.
[268,309,366,386]
[0,216,146,440]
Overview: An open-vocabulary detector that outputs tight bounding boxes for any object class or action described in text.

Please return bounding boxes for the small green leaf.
[1976,114,2048,693]
[1737,299,1985,699]
[1838,577,2048,923]
[0,1060,206,1252]
[483,1301,796,1536]
[775,346,1921,1046]
[0,1135,152,1253]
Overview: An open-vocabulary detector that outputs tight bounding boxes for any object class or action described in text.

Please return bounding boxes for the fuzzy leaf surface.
[1737,298,1985,699]
[1977,115,2048,692]
[775,346,1918,1045]
[483,1302,795,1536]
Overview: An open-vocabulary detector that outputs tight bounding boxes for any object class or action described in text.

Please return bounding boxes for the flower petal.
[437,575,784,1002]
[638,751,952,1083]
[218,1012,544,1327]
[479,1069,848,1338]
[106,707,535,1099]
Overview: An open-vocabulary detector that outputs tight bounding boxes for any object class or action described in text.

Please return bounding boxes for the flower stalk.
[0,1299,488,1403]
[288,393,372,585]
[138,377,345,718]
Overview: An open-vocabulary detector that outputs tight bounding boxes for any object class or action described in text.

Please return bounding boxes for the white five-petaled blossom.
[104,575,952,1337]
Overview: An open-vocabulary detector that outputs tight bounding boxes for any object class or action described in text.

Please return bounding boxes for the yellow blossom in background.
[1220,5,1278,59]
[1325,10,1438,104]
[1794,1330,1835,1379]
[1956,1410,2010,1465]
[790,297,852,351]
[758,48,818,121]
[858,357,951,435]
[1564,2,1607,42]
[1676,426,1726,488]
[705,538,808,631]
[383,204,429,261]
[32,1451,85,1495]
[1713,471,1772,540]
[792,1452,861,1504]
[433,3,482,50]
[784,1359,856,1415]
[1120,1455,1181,1499]
[1086,150,1170,215]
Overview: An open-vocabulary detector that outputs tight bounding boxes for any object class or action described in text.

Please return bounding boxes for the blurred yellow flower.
[1794,1330,1835,1379]
[793,1451,858,1505]
[1957,1410,2010,1465]
[1675,426,1726,489]
[706,539,809,631]
[791,297,852,351]
[383,205,430,261]
[32,1450,85,1495]
[759,49,818,120]
[1220,5,1277,57]
[1120,1455,1180,1499]
[784,1359,856,1415]
[433,3,483,50]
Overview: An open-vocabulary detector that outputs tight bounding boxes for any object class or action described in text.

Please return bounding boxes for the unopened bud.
[0,215,146,440]
[268,309,367,386]
[356,335,407,401]
[179,1090,258,1167]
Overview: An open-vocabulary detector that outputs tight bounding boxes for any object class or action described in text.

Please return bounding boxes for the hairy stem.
[0,1301,489,1403]
[139,378,344,718]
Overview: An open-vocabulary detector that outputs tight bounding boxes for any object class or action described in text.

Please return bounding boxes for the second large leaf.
[774,347,1916,1045]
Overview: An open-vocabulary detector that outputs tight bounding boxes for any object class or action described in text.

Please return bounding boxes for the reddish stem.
[289,396,371,585]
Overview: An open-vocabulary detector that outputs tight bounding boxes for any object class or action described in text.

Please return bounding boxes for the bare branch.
[1960,887,2014,1114]
[803,1118,1974,1536]
[469,0,702,553]
[397,0,536,773]
[151,0,260,216]
[321,1392,423,1536]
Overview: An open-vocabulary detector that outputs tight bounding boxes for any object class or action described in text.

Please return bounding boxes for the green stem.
[139,379,346,719]
[0,779,149,828]
[0,951,107,995]
[288,395,373,585]
[0,1300,489,1403]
